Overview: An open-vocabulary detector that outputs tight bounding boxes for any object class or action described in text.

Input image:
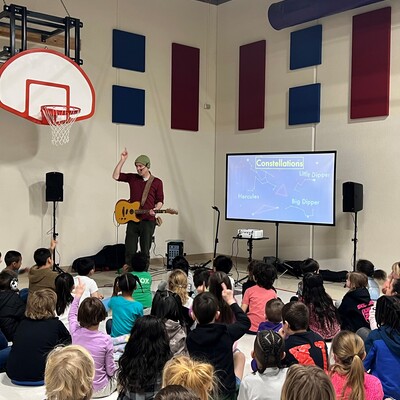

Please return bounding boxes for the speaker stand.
[51,201,63,273]
[352,211,358,272]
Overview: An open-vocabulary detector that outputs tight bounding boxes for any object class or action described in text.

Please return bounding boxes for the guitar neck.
[135,209,166,215]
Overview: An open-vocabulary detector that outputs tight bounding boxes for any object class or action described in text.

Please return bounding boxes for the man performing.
[113,148,164,269]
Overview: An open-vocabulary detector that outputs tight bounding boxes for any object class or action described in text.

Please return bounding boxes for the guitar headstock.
[165,208,178,215]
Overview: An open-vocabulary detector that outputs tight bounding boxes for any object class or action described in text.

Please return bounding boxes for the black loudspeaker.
[342,181,363,212]
[166,241,184,270]
[46,172,64,202]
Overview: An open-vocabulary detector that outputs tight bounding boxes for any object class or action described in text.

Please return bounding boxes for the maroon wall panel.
[239,40,266,130]
[171,43,200,131]
[350,7,391,119]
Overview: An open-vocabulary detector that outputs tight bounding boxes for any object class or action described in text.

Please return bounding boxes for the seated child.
[250,298,284,372]
[108,273,143,337]
[382,261,400,295]
[330,330,383,400]
[337,272,373,332]
[45,345,95,400]
[73,257,103,303]
[3,250,29,301]
[295,258,320,300]
[172,255,194,294]
[213,255,235,289]
[300,273,340,341]
[209,271,235,324]
[241,259,258,297]
[281,364,336,400]
[241,262,278,333]
[162,355,216,400]
[168,269,194,329]
[151,289,188,356]
[28,247,59,295]
[356,259,386,301]
[187,284,251,400]
[155,385,201,400]
[364,295,400,400]
[126,252,152,309]
[117,315,172,399]
[192,267,211,297]
[281,301,328,371]
[239,330,288,400]
[3,250,22,278]
[69,278,117,398]
[54,272,75,330]
[6,289,71,383]
[259,298,284,332]
[0,270,25,341]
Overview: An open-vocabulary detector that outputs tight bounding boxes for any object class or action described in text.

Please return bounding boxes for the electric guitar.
[114,200,178,224]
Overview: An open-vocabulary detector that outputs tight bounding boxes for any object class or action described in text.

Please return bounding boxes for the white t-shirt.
[74,275,99,303]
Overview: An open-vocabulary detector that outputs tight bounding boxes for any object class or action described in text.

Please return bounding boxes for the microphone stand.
[201,206,220,268]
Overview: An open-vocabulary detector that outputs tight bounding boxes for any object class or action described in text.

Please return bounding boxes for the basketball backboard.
[0,48,95,124]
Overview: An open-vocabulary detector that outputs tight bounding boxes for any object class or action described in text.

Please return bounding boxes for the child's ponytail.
[330,330,366,400]
[112,273,142,296]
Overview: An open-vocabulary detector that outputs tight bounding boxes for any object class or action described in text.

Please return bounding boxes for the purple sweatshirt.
[68,297,117,391]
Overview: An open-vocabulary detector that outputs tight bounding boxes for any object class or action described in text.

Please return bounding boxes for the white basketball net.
[41,105,81,146]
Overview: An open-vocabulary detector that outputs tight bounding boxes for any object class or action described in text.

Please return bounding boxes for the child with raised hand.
[69,277,117,398]
[239,330,288,400]
[108,273,144,337]
[300,272,340,341]
[162,355,216,400]
[281,364,336,400]
[209,271,235,324]
[73,257,103,302]
[187,283,251,400]
[45,345,95,400]
[117,315,172,400]
[54,272,74,329]
[338,272,374,332]
[363,295,400,400]
[213,255,235,289]
[6,288,71,383]
[241,262,278,333]
[330,330,383,400]
[151,289,188,356]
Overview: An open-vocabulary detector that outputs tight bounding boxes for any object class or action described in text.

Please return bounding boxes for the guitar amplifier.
[166,240,184,270]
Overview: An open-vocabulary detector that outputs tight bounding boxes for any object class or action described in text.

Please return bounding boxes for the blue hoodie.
[364,325,400,400]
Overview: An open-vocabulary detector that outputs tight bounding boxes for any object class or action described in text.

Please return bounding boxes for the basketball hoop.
[41,105,81,146]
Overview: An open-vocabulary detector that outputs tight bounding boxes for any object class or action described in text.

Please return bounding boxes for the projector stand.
[352,211,358,272]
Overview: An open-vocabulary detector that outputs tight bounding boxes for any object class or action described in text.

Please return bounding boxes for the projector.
[237,229,264,239]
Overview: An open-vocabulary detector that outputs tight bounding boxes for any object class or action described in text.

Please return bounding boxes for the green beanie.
[134,154,150,168]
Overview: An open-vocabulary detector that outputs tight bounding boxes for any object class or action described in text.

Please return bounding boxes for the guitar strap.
[141,175,162,226]
[140,175,155,207]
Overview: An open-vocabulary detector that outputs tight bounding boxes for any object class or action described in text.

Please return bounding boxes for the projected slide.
[225,152,336,225]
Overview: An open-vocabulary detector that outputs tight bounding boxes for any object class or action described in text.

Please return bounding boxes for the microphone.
[212,206,219,211]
